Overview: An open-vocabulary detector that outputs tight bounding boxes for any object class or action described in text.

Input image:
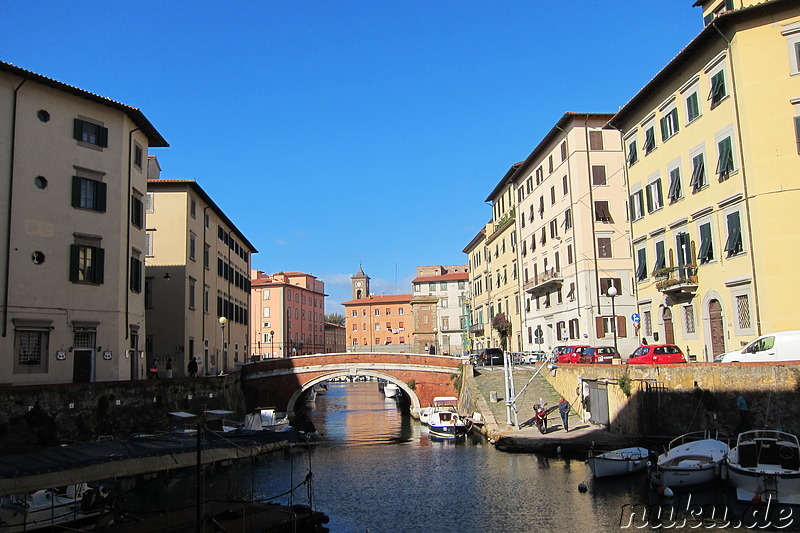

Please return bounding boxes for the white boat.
[726,429,800,504]
[586,446,650,478]
[648,431,730,488]
[427,397,469,440]
[0,483,108,532]
[244,408,291,432]
[313,383,328,395]
[419,407,432,426]
[383,383,399,398]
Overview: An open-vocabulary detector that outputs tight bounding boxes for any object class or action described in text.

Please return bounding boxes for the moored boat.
[726,429,800,504]
[427,397,469,440]
[586,446,650,478]
[648,431,730,488]
[383,383,399,398]
[0,483,109,532]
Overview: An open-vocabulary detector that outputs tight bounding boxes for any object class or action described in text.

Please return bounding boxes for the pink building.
[250,271,326,359]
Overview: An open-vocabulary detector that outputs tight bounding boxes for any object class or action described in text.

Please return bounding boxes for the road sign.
[631,313,641,323]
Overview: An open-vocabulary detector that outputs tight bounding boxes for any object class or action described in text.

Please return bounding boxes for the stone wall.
[0,375,246,449]
[543,362,800,437]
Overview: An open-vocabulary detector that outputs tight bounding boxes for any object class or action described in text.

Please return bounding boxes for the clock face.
[356,281,363,287]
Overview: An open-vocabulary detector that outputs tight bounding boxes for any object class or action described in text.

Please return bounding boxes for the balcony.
[470,323,485,335]
[523,268,564,294]
[655,265,699,294]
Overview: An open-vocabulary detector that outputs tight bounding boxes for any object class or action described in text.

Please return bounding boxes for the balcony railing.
[470,323,485,335]
[655,265,699,294]
[523,268,564,294]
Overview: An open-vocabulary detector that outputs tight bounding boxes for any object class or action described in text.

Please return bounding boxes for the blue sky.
[3,2,703,313]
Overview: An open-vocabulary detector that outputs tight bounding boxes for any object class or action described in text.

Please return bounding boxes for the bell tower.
[351,265,370,300]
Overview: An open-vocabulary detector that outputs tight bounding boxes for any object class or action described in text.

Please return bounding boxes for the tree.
[492,313,513,351]
[324,313,345,325]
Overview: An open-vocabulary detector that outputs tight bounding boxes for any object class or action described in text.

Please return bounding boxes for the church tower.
[351,265,370,300]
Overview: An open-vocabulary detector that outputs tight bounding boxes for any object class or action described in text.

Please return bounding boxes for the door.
[709,300,725,358]
[663,307,675,344]
[586,380,609,426]
[73,350,93,383]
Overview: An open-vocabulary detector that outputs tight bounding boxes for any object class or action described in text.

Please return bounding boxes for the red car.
[578,346,619,364]
[626,344,687,364]
[556,345,590,364]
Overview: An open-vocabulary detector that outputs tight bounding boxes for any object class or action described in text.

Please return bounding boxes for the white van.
[717,330,800,363]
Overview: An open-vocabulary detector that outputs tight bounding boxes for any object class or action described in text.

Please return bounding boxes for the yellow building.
[609,0,800,360]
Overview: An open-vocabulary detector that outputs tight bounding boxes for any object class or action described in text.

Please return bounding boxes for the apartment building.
[324,322,346,353]
[515,113,636,356]
[609,0,800,360]
[410,265,469,355]
[344,267,412,352]
[0,61,167,385]
[146,171,255,375]
[250,271,326,358]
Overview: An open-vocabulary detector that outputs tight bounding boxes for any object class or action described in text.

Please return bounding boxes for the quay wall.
[543,362,800,437]
[0,375,246,449]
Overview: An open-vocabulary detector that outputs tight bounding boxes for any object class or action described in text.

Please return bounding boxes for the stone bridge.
[240,352,465,416]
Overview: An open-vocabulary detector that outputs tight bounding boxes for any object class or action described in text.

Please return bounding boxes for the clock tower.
[352,265,370,300]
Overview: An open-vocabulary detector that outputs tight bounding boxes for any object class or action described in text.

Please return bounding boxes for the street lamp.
[270,330,274,359]
[219,316,228,374]
[607,286,618,354]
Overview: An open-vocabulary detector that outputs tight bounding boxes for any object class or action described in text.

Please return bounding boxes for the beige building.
[609,0,800,360]
[146,170,256,376]
[250,271,326,358]
[463,228,487,353]
[514,113,636,356]
[0,61,167,385]
[324,322,346,353]
[411,265,469,355]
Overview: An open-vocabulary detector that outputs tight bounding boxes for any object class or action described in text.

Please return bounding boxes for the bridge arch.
[287,371,421,414]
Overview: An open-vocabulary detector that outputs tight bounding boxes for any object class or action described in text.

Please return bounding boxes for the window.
[560,141,567,161]
[131,196,144,228]
[636,247,647,281]
[145,193,154,213]
[567,244,573,264]
[130,256,142,293]
[724,211,743,256]
[190,198,197,219]
[690,153,706,192]
[643,310,653,336]
[145,231,154,257]
[795,115,800,154]
[429,282,436,291]
[535,166,543,185]
[646,177,663,212]
[204,244,210,269]
[627,138,638,167]
[562,175,568,195]
[599,277,622,296]
[667,167,683,203]
[188,278,196,309]
[204,285,209,313]
[72,176,107,212]
[737,294,751,329]
[16,329,48,368]
[589,130,604,150]
[594,201,612,223]
[189,233,196,261]
[549,219,559,238]
[548,155,553,173]
[564,209,572,230]
[660,108,679,141]
[716,136,734,180]
[73,118,108,147]
[630,189,645,221]
[709,70,727,109]
[441,298,449,308]
[686,92,701,123]
[644,126,656,154]
[654,240,666,272]
[698,222,714,264]
[134,144,143,168]
[69,244,104,284]
[684,305,696,334]
[591,165,607,186]
[550,186,556,205]
[597,237,612,258]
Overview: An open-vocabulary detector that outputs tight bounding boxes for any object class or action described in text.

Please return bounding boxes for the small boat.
[383,383,399,398]
[244,408,291,432]
[427,397,469,440]
[313,383,328,396]
[586,446,650,478]
[0,483,109,532]
[726,429,800,504]
[419,407,432,426]
[648,431,730,488]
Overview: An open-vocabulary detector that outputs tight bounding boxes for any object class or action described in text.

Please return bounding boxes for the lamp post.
[607,286,618,354]
[219,316,227,374]
[270,330,274,359]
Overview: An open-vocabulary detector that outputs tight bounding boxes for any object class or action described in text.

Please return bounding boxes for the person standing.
[558,398,571,432]
[736,394,750,434]
[148,360,159,379]
[187,357,198,377]
[165,357,173,379]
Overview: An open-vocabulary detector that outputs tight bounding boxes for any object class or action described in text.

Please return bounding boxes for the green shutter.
[794,116,800,154]
[73,119,83,141]
[655,179,663,207]
[725,212,742,255]
[636,248,647,280]
[655,241,666,271]
[645,185,653,213]
[94,247,105,284]
[660,117,668,142]
[69,244,80,282]
[698,224,712,263]
[71,176,82,208]
[97,181,107,212]
[98,126,108,148]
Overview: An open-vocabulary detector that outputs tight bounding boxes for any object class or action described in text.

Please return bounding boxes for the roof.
[341,294,413,306]
[147,179,258,253]
[484,162,523,203]
[412,272,469,283]
[1,61,168,148]
[609,0,791,129]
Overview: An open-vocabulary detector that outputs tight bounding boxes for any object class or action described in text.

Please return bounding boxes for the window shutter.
[629,195,636,220]
[660,117,668,141]
[98,126,108,148]
[596,317,605,338]
[94,247,105,284]
[617,316,627,337]
[646,186,653,213]
[97,181,107,212]
[655,179,663,207]
[794,116,800,154]
[73,119,83,141]
[69,244,80,281]
[71,176,82,208]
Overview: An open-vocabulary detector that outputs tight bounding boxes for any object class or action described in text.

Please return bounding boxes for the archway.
[662,307,675,344]
[709,299,725,357]
[286,370,422,416]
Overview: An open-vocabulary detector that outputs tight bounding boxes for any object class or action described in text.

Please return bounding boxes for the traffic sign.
[631,313,641,323]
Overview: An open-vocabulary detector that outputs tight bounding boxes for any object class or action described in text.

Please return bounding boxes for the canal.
[180,381,800,532]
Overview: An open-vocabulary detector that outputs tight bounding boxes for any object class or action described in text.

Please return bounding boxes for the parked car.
[480,348,503,365]
[626,344,686,364]
[555,345,590,364]
[521,351,548,364]
[716,330,800,363]
[578,346,618,364]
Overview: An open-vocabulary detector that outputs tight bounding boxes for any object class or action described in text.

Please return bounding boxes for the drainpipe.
[125,128,140,341]
[202,206,208,367]
[3,76,28,337]
[711,21,762,336]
